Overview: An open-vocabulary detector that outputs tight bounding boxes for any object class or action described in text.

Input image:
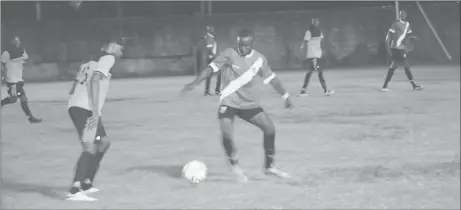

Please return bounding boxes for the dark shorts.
[6,81,26,97]
[68,106,107,142]
[390,49,407,62]
[217,105,264,121]
[303,57,324,71]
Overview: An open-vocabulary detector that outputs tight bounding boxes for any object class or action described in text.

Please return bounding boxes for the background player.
[182,29,294,182]
[66,41,123,201]
[299,18,334,97]
[1,36,42,123]
[382,10,423,91]
[202,25,221,96]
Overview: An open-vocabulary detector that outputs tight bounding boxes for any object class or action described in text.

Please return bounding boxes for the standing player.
[182,29,293,182]
[1,36,42,123]
[66,41,123,201]
[202,25,221,96]
[382,10,423,91]
[299,18,334,97]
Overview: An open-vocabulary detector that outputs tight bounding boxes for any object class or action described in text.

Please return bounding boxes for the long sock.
[318,71,328,91]
[1,98,14,106]
[383,68,396,88]
[263,133,276,169]
[404,68,417,88]
[204,75,212,93]
[20,101,33,117]
[89,151,107,182]
[72,152,94,184]
[302,72,313,89]
[222,136,238,165]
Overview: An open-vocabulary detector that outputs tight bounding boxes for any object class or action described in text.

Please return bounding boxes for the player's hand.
[284,97,294,109]
[181,83,195,94]
[10,85,17,97]
[86,111,99,131]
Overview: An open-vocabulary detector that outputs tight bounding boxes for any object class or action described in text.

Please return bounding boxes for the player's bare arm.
[183,66,214,90]
[268,76,293,109]
[87,72,103,129]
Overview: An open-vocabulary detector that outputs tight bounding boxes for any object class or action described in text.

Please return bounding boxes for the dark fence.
[1,3,459,82]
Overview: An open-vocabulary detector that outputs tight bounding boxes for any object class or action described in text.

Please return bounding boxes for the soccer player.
[66,41,123,201]
[299,18,334,97]
[182,29,294,182]
[1,36,42,123]
[202,25,221,96]
[382,10,423,91]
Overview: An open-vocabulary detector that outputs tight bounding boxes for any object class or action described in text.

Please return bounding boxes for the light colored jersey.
[209,48,276,109]
[205,33,217,59]
[1,49,28,83]
[388,20,413,50]
[304,30,324,59]
[68,54,115,115]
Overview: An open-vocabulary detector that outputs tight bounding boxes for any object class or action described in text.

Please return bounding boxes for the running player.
[203,25,221,96]
[66,41,123,201]
[382,10,423,91]
[1,36,42,123]
[299,18,334,97]
[182,29,293,182]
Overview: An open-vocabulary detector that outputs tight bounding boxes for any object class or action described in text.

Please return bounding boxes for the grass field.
[1,66,460,209]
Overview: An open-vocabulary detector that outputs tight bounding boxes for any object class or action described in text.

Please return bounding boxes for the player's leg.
[1,83,18,106]
[402,59,423,90]
[16,82,42,123]
[382,50,400,91]
[218,105,248,182]
[238,108,290,179]
[215,71,222,95]
[316,58,334,96]
[67,107,97,201]
[83,118,109,193]
[300,59,314,96]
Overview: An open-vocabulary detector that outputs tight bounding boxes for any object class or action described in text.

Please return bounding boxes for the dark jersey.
[209,48,276,109]
[388,20,413,50]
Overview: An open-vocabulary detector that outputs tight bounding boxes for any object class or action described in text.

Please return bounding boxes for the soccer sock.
[20,101,33,117]
[263,133,275,169]
[383,68,396,88]
[318,72,328,91]
[215,73,222,93]
[222,136,238,165]
[204,75,212,93]
[302,72,313,89]
[72,151,94,184]
[404,68,417,88]
[1,98,13,106]
[89,150,107,183]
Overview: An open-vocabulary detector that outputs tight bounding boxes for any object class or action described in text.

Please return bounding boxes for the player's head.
[311,18,320,26]
[206,25,215,34]
[237,29,255,56]
[101,41,124,58]
[11,36,21,47]
[399,10,408,21]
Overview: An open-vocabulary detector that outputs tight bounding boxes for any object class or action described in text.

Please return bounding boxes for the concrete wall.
[2,4,459,82]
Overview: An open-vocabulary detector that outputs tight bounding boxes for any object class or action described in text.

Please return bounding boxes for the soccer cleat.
[381,88,391,92]
[413,85,424,91]
[215,91,221,96]
[299,89,308,97]
[265,167,291,179]
[66,192,97,201]
[324,89,335,96]
[28,116,42,123]
[81,183,100,194]
[204,92,213,96]
[231,165,248,183]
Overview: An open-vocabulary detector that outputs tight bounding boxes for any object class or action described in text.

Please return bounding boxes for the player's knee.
[98,137,111,152]
[82,142,96,154]
[262,123,275,136]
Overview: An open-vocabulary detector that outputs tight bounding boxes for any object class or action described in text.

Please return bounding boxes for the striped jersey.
[209,48,276,109]
[388,20,413,50]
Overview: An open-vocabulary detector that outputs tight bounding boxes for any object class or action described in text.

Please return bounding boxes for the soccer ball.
[182,160,207,184]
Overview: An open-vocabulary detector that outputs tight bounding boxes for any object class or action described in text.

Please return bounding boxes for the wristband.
[282,93,290,100]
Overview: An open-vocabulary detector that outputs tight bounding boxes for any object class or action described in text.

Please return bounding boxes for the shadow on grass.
[1,179,67,199]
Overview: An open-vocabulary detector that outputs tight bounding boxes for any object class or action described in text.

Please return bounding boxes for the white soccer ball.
[182,160,207,184]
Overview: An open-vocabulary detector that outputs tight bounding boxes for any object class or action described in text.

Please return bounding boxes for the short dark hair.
[238,29,255,39]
